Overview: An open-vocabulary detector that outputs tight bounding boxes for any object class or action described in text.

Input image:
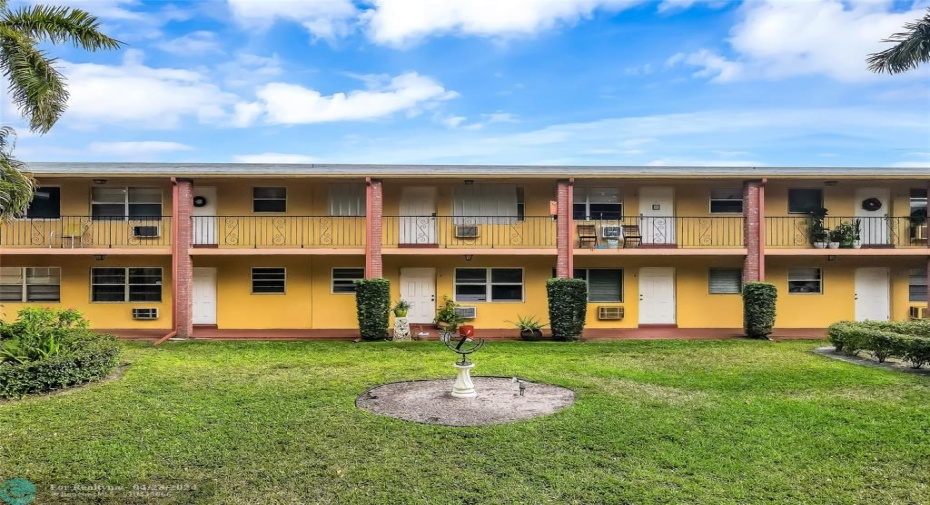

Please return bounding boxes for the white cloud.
[28,0,144,20]
[441,111,519,130]
[233,153,319,164]
[59,50,245,128]
[156,31,222,55]
[226,0,358,40]
[670,0,929,82]
[87,141,193,155]
[363,0,645,46]
[253,72,457,125]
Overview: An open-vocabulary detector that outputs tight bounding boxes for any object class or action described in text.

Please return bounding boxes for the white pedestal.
[393,317,411,341]
[451,362,477,398]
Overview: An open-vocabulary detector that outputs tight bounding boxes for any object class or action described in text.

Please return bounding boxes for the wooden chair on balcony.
[577,224,598,249]
[621,225,642,248]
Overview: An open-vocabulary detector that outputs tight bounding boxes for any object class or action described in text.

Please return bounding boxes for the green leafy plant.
[807,208,830,244]
[546,278,587,341]
[354,279,391,341]
[392,299,411,317]
[507,315,548,341]
[0,334,120,398]
[0,307,90,364]
[828,320,930,367]
[743,282,777,339]
[831,222,856,247]
[433,296,464,334]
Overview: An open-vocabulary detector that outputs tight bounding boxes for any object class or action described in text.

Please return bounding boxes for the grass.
[1,339,929,504]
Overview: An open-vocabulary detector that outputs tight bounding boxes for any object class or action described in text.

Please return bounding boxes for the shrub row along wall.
[828,321,930,368]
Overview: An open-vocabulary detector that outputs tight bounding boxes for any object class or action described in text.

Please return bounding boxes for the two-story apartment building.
[1,163,927,339]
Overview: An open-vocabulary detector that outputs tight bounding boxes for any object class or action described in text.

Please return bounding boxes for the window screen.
[910,269,928,302]
[788,189,823,214]
[788,268,822,294]
[709,268,742,294]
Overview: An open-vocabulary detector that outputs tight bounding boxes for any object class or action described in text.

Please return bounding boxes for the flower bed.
[0,308,121,398]
[827,320,930,368]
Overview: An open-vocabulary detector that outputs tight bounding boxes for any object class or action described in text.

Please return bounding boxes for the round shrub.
[743,282,777,339]
[547,278,587,341]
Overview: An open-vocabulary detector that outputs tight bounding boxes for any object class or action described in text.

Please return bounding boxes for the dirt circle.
[356,376,575,426]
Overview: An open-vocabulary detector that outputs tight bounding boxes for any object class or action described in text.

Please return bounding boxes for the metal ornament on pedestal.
[392,317,411,341]
[439,329,485,399]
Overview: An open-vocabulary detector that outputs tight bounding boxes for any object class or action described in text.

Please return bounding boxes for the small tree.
[547,278,587,341]
[355,278,390,341]
[743,282,777,339]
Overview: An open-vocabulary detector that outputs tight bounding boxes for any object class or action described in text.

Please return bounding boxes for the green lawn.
[1,339,929,504]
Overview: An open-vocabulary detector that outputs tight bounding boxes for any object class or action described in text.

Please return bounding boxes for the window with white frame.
[910,268,927,302]
[0,267,61,302]
[328,184,366,217]
[573,187,621,220]
[454,268,523,302]
[332,268,365,293]
[452,184,520,224]
[709,268,742,294]
[91,267,162,302]
[788,188,824,214]
[91,187,162,220]
[788,268,822,294]
[25,187,61,219]
[253,187,287,213]
[251,268,286,294]
[574,268,622,302]
[709,188,743,214]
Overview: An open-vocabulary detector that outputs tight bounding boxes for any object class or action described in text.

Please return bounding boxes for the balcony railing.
[0,216,172,248]
[191,216,365,248]
[574,217,745,248]
[383,216,557,248]
[765,216,928,248]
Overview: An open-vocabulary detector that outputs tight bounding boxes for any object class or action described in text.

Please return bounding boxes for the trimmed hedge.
[743,282,777,339]
[547,278,587,341]
[0,334,121,398]
[355,278,391,341]
[828,320,930,368]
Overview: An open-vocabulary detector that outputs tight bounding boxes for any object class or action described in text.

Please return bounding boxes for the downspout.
[154,177,180,345]
[758,178,767,281]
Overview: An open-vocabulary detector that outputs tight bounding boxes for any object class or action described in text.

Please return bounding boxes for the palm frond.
[867,8,930,74]
[0,127,37,223]
[0,27,68,133]
[1,5,123,51]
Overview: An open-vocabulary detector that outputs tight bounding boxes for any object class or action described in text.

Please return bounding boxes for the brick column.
[174,178,194,338]
[556,179,574,278]
[926,183,929,313]
[365,178,383,279]
[742,180,764,283]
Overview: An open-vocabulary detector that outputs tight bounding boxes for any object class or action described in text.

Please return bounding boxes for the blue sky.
[4,0,929,167]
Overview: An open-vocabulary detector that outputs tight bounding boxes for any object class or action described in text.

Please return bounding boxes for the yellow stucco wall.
[0,255,172,329]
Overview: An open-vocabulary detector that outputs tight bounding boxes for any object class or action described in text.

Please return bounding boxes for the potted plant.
[910,207,927,242]
[832,222,856,248]
[808,208,829,248]
[507,315,547,341]
[852,219,862,249]
[433,296,464,337]
[392,299,411,317]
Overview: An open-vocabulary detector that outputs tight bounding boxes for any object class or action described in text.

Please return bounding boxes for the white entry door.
[855,267,890,321]
[192,267,217,325]
[192,186,217,245]
[400,268,436,324]
[639,267,676,324]
[854,187,889,246]
[639,187,676,245]
[400,187,437,245]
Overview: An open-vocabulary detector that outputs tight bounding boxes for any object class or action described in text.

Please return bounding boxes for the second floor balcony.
[766,216,929,249]
[573,216,745,249]
[382,216,557,249]
[191,216,366,248]
[0,216,172,249]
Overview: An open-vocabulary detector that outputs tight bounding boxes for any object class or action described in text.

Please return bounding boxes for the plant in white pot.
[828,228,843,249]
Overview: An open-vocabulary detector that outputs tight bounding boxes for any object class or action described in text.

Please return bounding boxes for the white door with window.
[400,187,437,245]
[639,187,676,245]
[192,267,217,325]
[400,268,436,324]
[639,267,676,324]
[192,186,217,245]
[855,267,890,321]
[854,187,889,245]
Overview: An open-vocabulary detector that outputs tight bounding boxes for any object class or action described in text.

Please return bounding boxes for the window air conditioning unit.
[132,308,159,320]
[454,306,477,319]
[597,306,624,320]
[909,306,928,320]
[455,225,479,239]
[600,226,622,239]
[133,225,161,238]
